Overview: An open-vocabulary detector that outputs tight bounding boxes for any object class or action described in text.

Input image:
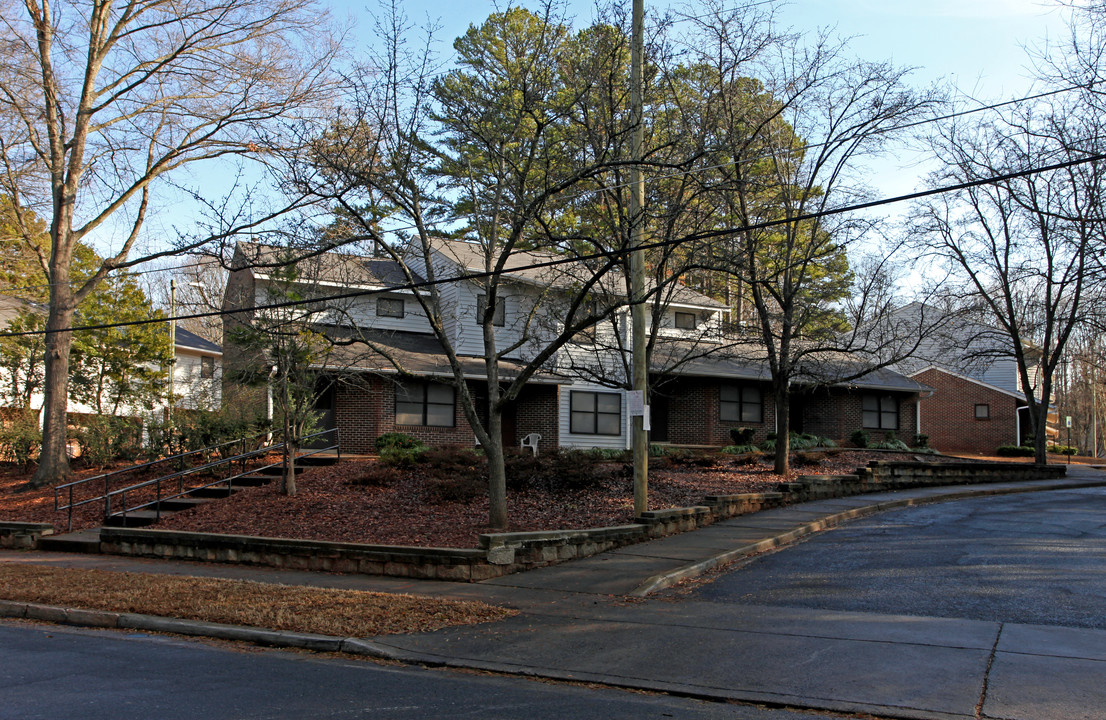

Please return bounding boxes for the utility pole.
[630,0,648,515]
[168,278,176,427]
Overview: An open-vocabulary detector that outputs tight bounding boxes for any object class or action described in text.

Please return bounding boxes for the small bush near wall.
[870,431,910,451]
[729,427,756,445]
[0,412,40,470]
[850,429,869,448]
[996,445,1035,457]
[75,416,143,468]
[1048,444,1077,455]
[374,432,425,451]
[505,448,609,492]
[721,444,759,455]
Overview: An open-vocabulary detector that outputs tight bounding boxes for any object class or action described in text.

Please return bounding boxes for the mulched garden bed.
[0,448,1022,549]
[151,449,947,548]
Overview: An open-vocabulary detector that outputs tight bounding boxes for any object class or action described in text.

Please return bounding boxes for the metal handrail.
[55,431,271,531]
[54,428,338,531]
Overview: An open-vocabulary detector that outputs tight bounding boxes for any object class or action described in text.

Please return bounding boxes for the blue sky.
[327,0,1072,199]
[132,0,1074,263]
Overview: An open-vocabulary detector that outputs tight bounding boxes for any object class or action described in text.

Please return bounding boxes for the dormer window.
[674,311,697,330]
[476,294,506,326]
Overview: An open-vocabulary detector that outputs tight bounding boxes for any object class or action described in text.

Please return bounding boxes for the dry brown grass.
[0,564,515,637]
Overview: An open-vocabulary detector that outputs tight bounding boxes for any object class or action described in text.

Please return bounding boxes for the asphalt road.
[692,486,1106,628]
[0,622,843,720]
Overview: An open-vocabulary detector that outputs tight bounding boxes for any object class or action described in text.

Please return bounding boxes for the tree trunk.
[1032,403,1049,465]
[486,399,507,530]
[31,301,75,487]
[774,387,790,475]
[282,382,296,496]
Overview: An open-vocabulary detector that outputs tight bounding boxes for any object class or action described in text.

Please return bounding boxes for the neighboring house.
[223,241,925,453]
[170,328,222,412]
[890,303,1040,453]
[0,293,222,421]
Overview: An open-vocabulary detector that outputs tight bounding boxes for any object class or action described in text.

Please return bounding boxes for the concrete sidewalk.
[3,464,1106,720]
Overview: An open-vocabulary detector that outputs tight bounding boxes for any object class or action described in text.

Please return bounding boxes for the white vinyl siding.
[559,385,628,449]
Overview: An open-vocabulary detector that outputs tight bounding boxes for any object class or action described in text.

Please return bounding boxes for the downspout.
[266,364,278,444]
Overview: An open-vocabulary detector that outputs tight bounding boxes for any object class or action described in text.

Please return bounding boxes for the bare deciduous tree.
[0,0,340,486]
[910,99,1104,463]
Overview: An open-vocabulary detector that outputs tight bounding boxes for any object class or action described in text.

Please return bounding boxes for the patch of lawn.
[0,564,515,637]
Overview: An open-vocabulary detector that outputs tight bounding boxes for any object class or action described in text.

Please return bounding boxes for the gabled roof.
[650,340,930,393]
[427,237,726,310]
[233,242,424,289]
[175,327,222,355]
[314,327,566,384]
[0,294,44,328]
[908,364,1026,401]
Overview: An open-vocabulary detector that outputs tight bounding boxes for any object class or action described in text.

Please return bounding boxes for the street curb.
[628,476,1106,597]
[0,601,403,660]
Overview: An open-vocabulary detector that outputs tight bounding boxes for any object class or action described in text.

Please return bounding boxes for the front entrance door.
[306,376,337,448]
[650,394,670,443]
[789,395,804,434]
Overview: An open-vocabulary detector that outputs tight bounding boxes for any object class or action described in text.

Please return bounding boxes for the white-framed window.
[862,394,898,430]
[674,311,697,330]
[975,403,991,420]
[200,356,215,379]
[476,294,506,326]
[576,300,598,342]
[376,297,404,318]
[395,382,455,427]
[720,385,763,423]
[570,391,621,435]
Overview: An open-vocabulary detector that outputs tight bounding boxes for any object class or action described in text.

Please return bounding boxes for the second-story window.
[376,297,404,318]
[576,300,598,342]
[476,294,506,326]
[674,311,697,330]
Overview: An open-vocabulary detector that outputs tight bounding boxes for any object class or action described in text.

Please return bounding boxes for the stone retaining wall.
[74,461,1071,581]
[0,522,54,549]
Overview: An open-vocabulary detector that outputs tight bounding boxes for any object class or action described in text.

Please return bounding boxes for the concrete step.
[104,510,165,528]
[254,464,316,476]
[187,485,239,498]
[37,529,102,554]
[152,496,213,512]
[233,474,274,487]
[295,455,339,466]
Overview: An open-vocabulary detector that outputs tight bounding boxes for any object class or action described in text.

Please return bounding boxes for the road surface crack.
[976,623,1003,719]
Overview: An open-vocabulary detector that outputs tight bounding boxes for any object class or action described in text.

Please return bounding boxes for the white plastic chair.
[520,433,541,457]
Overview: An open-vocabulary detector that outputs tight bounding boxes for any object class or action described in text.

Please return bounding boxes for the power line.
[0,58,1078,302]
[0,256,223,298]
[554,84,1083,206]
[3,148,1102,340]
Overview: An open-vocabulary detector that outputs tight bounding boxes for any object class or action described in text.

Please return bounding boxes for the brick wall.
[913,368,1020,453]
[661,378,776,446]
[335,374,476,453]
[513,384,560,452]
[800,388,918,445]
[334,375,560,454]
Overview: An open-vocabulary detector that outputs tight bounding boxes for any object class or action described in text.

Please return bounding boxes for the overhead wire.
[1,147,1102,339]
[0,80,1083,303]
